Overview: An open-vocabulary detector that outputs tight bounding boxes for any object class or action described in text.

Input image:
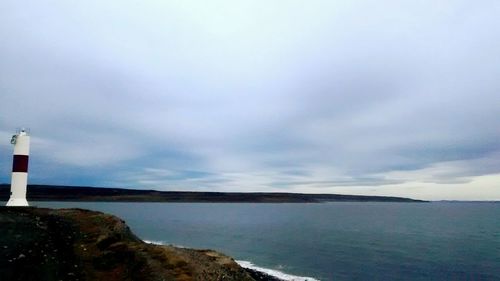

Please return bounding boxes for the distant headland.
[0,184,426,203]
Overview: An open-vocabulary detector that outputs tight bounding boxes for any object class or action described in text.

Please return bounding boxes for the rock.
[0,207,256,281]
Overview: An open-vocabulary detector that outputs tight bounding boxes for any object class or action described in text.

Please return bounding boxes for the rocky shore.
[0,207,281,281]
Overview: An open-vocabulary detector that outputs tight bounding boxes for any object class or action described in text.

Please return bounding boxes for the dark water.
[33,202,500,280]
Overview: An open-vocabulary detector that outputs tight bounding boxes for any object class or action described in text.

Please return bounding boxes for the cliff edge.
[0,207,260,281]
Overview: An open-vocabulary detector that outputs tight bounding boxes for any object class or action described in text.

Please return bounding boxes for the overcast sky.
[1,1,499,200]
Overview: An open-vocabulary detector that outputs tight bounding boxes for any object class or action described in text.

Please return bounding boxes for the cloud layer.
[1,1,499,200]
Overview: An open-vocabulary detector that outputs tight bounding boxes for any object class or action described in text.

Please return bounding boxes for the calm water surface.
[33,202,500,280]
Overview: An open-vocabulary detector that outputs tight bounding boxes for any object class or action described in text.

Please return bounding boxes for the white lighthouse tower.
[6,129,30,207]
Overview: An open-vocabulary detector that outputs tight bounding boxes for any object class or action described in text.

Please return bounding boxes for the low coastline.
[0,184,426,203]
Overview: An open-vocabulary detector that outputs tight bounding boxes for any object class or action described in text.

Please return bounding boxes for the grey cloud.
[1,1,500,199]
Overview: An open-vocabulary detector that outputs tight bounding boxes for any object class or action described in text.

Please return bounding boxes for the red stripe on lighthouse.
[12,155,29,173]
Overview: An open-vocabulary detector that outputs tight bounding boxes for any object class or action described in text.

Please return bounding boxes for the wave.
[142,240,319,281]
[143,239,166,245]
[143,239,186,248]
[236,260,320,281]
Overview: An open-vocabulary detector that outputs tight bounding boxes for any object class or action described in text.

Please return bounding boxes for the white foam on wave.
[142,240,186,248]
[143,239,166,245]
[237,260,320,281]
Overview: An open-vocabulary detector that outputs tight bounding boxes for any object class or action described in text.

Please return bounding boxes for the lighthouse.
[6,129,30,207]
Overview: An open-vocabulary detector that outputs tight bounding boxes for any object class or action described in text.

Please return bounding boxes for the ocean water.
[32,202,500,281]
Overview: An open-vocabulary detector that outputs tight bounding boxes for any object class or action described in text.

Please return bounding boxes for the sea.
[30,201,500,281]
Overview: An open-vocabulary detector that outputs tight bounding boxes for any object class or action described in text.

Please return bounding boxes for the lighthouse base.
[6,198,29,207]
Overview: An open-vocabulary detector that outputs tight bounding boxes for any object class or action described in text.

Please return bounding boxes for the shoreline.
[143,240,319,281]
[237,260,320,281]
[1,206,319,281]
[142,240,319,281]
